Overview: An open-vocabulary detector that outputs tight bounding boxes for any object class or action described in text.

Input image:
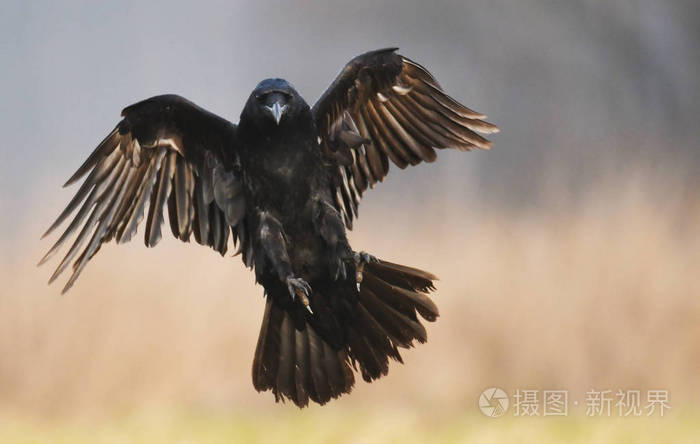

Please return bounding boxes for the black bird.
[40,48,498,407]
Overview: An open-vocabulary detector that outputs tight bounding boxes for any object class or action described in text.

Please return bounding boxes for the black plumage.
[40,48,498,407]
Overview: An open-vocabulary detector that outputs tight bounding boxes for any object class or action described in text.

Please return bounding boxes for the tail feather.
[355,301,403,362]
[251,300,281,390]
[307,326,330,402]
[357,284,425,346]
[346,324,388,382]
[253,299,355,406]
[251,259,438,407]
[293,327,312,406]
[367,260,437,293]
[275,312,296,401]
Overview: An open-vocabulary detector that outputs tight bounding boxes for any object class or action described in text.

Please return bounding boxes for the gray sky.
[1,0,698,252]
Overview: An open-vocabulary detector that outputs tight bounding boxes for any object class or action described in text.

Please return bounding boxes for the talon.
[352,251,377,292]
[286,277,313,314]
[360,251,378,263]
[295,288,313,314]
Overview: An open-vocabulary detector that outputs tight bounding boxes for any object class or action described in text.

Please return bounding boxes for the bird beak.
[265,101,287,125]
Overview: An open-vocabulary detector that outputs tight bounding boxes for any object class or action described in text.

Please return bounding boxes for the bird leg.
[311,198,354,281]
[309,198,378,289]
[258,211,313,314]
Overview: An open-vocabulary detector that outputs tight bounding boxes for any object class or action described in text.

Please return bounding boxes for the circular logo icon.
[479,387,509,418]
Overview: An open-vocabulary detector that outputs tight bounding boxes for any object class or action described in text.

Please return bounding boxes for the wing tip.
[62,173,84,188]
[37,254,50,267]
[47,270,60,286]
[478,121,500,135]
[60,282,72,295]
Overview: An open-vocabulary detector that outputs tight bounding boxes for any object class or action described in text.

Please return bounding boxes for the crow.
[40,48,498,407]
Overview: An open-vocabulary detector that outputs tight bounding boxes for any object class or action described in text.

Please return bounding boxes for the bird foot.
[351,251,378,291]
[286,276,313,314]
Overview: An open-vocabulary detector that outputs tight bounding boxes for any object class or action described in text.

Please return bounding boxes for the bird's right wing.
[40,94,252,293]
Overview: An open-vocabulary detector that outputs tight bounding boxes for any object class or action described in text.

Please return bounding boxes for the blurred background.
[1,0,698,442]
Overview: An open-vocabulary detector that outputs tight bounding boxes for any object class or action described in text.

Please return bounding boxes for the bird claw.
[359,251,378,264]
[350,251,378,292]
[286,276,313,314]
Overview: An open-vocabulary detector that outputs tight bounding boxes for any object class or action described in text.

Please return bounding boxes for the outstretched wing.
[312,48,499,227]
[40,94,251,293]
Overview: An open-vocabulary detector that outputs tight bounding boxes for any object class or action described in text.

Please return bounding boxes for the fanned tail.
[251,259,438,407]
[346,260,438,382]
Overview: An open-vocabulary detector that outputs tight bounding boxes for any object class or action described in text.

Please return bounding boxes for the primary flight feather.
[41,48,498,407]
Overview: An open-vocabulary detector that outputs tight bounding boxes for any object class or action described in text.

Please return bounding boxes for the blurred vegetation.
[2,408,699,444]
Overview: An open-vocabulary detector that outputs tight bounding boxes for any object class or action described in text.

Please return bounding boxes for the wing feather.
[146,150,177,247]
[40,94,249,292]
[312,49,498,227]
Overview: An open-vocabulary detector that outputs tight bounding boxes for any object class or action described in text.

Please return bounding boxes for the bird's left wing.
[40,95,250,293]
[312,48,498,227]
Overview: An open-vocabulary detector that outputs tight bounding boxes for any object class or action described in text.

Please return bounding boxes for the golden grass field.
[1,168,698,442]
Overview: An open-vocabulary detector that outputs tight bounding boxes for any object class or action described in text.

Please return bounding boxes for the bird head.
[241,78,305,128]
